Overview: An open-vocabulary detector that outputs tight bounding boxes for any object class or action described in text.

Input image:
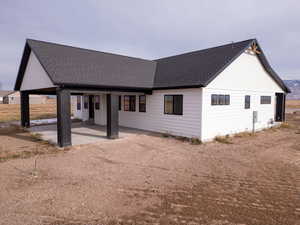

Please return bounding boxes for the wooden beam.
[20,91,30,127]
[106,94,119,139]
[57,88,72,147]
[251,43,261,54]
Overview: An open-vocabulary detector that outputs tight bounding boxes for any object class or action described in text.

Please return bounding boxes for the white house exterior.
[14,38,289,146]
[74,88,203,138]
[200,51,285,141]
[74,50,285,141]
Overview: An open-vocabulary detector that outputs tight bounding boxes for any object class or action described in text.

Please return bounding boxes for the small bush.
[175,136,190,142]
[190,138,202,145]
[162,133,170,138]
[161,133,202,145]
[214,135,233,144]
[234,131,255,138]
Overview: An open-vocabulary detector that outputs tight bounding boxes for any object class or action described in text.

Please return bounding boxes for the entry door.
[275,93,285,122]
[89,95,94,119]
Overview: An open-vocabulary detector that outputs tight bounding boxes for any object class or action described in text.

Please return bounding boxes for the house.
[0,90,47,104]
[0,91,14,104]
[14,38,290,147]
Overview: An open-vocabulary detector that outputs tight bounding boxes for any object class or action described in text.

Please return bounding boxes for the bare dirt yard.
[0,103,56,123]
[0,114,299,225]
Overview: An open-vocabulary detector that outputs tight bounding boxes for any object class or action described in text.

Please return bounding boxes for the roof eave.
[58,83,153,94]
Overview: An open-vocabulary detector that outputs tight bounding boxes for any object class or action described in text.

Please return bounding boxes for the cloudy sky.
[0,0,299,89]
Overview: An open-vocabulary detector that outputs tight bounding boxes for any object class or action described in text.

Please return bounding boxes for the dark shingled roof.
[154,40,253,88]
[25,39,156,89]
[14,39,290,93]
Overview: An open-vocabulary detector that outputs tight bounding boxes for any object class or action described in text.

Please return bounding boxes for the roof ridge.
[26,38,156,63]
[154,39,255,61]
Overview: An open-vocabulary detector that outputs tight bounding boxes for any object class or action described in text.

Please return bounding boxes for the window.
[77,96,81,110]
[245,95,250,109]
[225,95,230,105]
[118,96,122,111]
[211,94,218,105]
[219,95,226,105]
[84,96,89,109]
[124,95,136,111]
[139,95,146,112]
[164,95,183,115]
[211,94,230,105]
[95,95,100,110]
[261,96,271,104]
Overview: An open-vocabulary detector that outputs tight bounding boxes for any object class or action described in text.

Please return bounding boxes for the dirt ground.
[0,114,299,225]
[0,103,56,122]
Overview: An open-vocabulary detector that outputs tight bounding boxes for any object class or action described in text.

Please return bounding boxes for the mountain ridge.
[284,80,300,99]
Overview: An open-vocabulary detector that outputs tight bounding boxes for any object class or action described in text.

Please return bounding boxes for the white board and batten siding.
[119,89,202,138]
[201,51,284,141]
[74,89,203,139]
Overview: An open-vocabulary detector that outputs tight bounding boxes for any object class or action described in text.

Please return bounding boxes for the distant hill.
[284,80,300,100]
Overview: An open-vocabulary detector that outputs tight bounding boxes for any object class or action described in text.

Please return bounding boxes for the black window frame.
[245,95,250,109]
[77,96,81,110]
[211,94,230,106]
[260,96,271,104]
[95,95,100,110]
[124,95,136,112]
[139,95,146,112]
[83,95,89,109]
[164,95,183,115]
[118,96,122,111]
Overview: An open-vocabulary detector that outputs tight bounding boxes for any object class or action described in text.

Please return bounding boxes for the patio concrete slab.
[29,122,152,146]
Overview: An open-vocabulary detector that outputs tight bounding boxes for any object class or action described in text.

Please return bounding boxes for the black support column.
[56,88,72,147]
[20,91,30,127]
[106,94,119,139]
[283,93,286,122]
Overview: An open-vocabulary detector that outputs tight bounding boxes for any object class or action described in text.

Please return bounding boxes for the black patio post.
[20,91,30,127]
[106,94,119,139]
[56,88,72,147]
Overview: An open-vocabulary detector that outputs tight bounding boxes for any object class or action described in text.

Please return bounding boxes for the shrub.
[214,135,233,144]
[234,131,255,138]
[190,138,202,145]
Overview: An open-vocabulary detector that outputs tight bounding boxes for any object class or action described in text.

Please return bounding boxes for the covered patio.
[14,39,154,147]
[19,88,147,147]
[29,121,151,146]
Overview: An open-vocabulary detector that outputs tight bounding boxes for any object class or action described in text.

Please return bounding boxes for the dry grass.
[0,125,61,163]
[279,122,291,129]
[0,103,56,123]
[234,131,256,138]
[286,100,300,108]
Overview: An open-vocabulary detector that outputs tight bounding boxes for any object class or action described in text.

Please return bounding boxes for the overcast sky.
[0,0,299,89]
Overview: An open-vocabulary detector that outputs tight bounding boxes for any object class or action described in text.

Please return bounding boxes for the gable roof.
[0,90,15,97]
[14,39,290,93]
[154,39,253,89]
